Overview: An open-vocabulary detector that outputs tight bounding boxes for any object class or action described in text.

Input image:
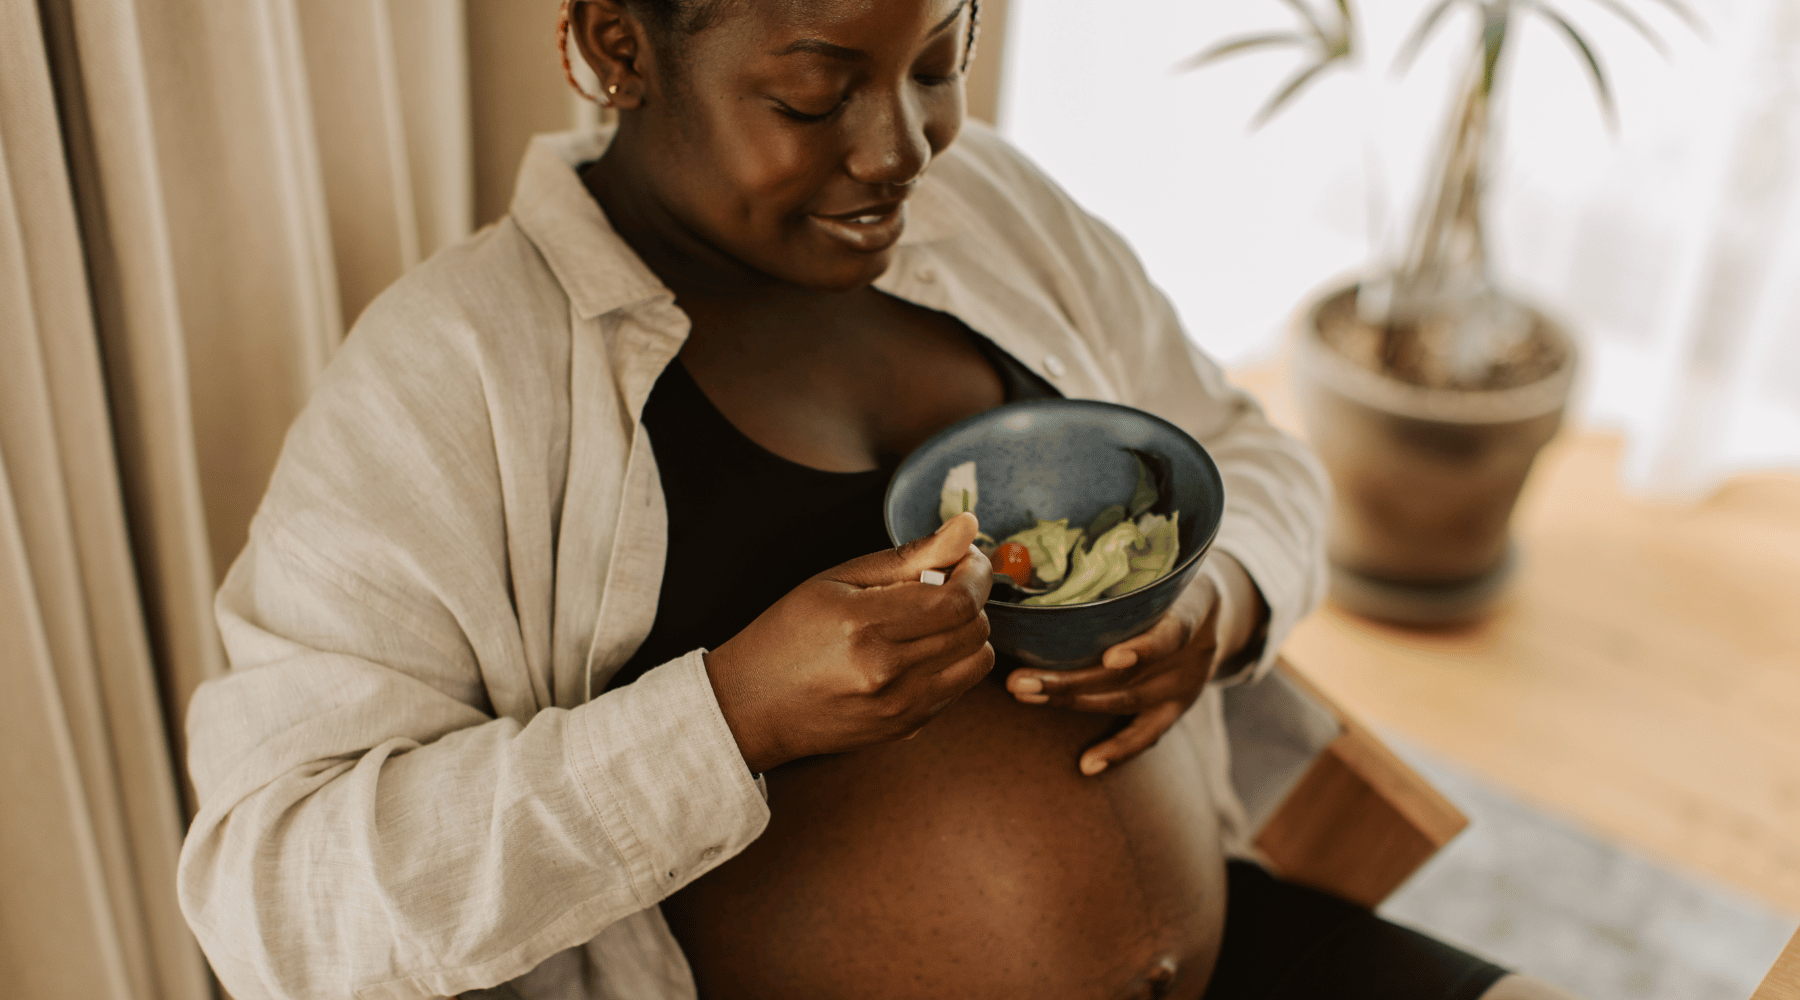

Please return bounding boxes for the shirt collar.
[507,127,969,321]
[508,129,672,321]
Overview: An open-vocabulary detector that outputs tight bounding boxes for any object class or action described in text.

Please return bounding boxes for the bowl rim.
[883,398,1225,611]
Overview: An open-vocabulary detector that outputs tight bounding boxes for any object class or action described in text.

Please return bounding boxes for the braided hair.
[558,0,982,102]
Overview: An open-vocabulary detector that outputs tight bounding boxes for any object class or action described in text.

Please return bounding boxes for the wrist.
[702,646,787,774]
[1201,552,1269,679]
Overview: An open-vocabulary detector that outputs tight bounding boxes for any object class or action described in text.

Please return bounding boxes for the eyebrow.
[772,1,969,61]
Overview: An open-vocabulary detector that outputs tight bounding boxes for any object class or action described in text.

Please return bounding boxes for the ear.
[568,0,655,109]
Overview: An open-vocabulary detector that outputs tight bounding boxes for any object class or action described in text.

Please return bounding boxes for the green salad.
[938,452,1181,606]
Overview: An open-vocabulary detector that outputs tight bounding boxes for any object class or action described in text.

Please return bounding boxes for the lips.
[807,201,907,254]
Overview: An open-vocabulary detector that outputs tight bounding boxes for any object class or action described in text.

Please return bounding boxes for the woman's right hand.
[704,512,996,773]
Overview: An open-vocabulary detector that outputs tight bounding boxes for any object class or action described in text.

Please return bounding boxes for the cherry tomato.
[994,542,1033,588]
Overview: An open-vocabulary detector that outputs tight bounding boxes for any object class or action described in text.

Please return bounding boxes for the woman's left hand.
[1004,553,1265,776]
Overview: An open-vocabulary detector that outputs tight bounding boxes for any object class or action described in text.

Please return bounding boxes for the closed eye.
[774,99,843,123]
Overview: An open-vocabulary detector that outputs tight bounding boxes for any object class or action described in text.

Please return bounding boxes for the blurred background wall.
[996,0,1799,500]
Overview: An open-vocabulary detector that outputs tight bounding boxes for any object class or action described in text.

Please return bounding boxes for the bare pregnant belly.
[660,674,1228,1000]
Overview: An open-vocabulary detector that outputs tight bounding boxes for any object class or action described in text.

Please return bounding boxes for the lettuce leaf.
[938,461,979,523]
[1023,520,1143,606]
[1103,511,1181,599]
[1002,518,1085,584]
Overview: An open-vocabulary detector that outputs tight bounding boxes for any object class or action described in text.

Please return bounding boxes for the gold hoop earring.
[557,0,599,102]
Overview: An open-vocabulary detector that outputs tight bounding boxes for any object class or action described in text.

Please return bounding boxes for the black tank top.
[607,331,1060,691]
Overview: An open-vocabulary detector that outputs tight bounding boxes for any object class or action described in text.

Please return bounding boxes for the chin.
[776,248,897,293]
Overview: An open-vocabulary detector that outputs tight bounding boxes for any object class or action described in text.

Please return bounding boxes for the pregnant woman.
[176,2,1574,998]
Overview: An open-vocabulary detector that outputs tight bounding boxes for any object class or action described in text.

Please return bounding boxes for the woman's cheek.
[731,134,834,216]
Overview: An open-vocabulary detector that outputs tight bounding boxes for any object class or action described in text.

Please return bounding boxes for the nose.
[844,89,932,188]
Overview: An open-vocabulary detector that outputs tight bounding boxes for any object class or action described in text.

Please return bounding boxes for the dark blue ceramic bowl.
[886,399,1225,671]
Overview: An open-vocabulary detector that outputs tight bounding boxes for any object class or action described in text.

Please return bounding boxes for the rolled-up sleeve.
[182,525,766,1000]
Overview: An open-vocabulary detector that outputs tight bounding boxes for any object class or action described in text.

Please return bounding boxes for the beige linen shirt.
[178,122,1328,1000]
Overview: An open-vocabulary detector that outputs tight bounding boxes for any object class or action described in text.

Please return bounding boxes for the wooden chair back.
[1239,656,1468,908]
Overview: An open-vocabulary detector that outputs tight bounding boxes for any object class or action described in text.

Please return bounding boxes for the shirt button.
[916,266,937,283]
[702,846,722,860]
[1044,354,1066,377]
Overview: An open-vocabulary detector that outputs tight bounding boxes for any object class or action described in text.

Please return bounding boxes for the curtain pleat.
[467,0,593,227]
[0,471,135,1000]
[0,4,212,999]
[391,0,474,258]
[293,0,474,329]
[1620,0,1800,496]
[295,0,421,327]
[259,0,351,379]
[39,0,229,771]
[111,0,352,589]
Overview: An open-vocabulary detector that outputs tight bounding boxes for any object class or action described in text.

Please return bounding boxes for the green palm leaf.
[1395,0,1468,73]
[1252,58,1338,128]
[1179,0,1354,125]
[1578,0,1670,55]
[1276,0,1329,41]
[1635,0,1706,37]
[1480,2,1512,96]
[1538,4,1617,126]
[1176,32,1310,72]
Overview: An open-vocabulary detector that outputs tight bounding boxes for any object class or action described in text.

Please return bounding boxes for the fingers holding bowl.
[999,660,1192,777]
[1003,658,1193,713]
[1001,589,1221,778]
[1099,607,1193,670]
[1002,603,1194,705]
[1078,701,1185,775]
[1005,660,1144,706]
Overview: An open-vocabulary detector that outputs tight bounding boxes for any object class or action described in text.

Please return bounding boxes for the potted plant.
[1187,0,1694,624]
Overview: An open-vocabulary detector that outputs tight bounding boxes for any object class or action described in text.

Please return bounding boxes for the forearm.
[1200,551,1270,683]
[179,651,768,1000]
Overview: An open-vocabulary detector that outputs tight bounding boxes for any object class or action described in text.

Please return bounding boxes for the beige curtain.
[1,1,1007,996]
[0,3,208,995]
[1,1,581,997]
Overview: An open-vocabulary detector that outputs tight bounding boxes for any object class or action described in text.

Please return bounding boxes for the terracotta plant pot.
[1293,284,1578,624]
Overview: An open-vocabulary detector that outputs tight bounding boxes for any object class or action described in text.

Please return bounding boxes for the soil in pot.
[1317,287,1569,392]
